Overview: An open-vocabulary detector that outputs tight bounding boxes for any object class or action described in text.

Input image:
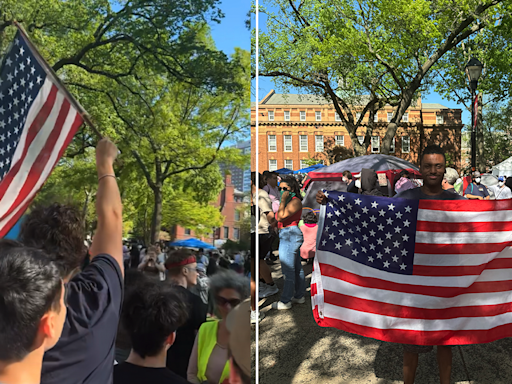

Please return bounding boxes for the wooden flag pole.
[12,21,103,139]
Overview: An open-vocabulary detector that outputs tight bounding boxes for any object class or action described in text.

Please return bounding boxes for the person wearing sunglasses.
[164,250,208,379]
[187,270,249,384]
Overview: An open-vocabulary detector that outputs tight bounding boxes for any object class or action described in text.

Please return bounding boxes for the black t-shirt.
[464,183,490,198]
[395,187,466,200]
[166,286,207,378]
[114,362,190,384]
[41,255,123,384]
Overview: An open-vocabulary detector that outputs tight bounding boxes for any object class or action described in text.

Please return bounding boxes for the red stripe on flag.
[323,290,512,319]
[413,258,512,276]
[313,314,512,345]
[0,85,58,200]
[0,112,83,237]
[311,283,317,297]
[319,263,512,297]
[419,199,512,212]
[415,242,511,255]
[416,220,512,233]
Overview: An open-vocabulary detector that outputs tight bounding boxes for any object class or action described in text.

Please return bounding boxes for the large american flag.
[311,190,512,345]
[0,29,83,236]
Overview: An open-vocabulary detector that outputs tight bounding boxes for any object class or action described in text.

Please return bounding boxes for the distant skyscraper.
[220,141,250,192]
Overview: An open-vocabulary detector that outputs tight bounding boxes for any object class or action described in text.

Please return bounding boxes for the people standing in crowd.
[273,175,306,310]
[464,171,490,200]
[187,271,249,384]
[342,170,353,184]
[489,176,512,200]
[206,252,220,276]
[442,167,460,195]
[165,250,207,379]
[250,172,279,323]
[19,138,124,384]
[226,300,251,384]
[0,240,66,384]
[190,265,210,306]
[263,171,280,213]
[197,248,209,271]
[299,211,318,262]
[505,176,512,192]
[157,244,167,281]
[114,281,189,384]
[394,170,416,194]
[123,242,130,270]
[138,245,166,281]
[359,168,384,196]
[130,244,141,269]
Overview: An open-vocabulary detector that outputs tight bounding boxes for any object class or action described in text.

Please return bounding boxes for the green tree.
[254,0,508,155]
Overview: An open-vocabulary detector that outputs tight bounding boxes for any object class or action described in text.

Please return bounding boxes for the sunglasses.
[184,266,200,273]
[278,186,290,191]
[216,296,241,308]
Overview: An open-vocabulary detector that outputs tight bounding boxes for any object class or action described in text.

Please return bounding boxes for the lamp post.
[465,58,483,171]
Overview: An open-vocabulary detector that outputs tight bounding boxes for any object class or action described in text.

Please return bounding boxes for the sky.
[209,1,250,55]
[251,8,471,125]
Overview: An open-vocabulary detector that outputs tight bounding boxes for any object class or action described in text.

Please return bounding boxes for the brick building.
[170,174,246,247]
[251,90,464,171]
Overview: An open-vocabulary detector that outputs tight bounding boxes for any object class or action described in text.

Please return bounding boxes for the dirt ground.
[252,259,512,384]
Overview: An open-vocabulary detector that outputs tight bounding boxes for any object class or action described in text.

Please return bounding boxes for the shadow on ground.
[253,259,512,384]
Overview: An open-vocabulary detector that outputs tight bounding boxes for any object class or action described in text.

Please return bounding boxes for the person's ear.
[165,331,176,347]
[37,312,57,348]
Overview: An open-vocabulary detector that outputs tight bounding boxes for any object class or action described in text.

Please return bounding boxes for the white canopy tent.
[492,156,512,177]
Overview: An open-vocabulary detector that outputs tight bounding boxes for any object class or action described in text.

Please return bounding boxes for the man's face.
[268,175,278,187]
[420,154,445,189]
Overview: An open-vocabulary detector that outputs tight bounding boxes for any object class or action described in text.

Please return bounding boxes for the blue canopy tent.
[4,215,25,240]
[274,167,294,174]
[168,238,216,250]
[293,163,325,174]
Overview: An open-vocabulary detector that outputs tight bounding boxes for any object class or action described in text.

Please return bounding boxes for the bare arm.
[276,197,302,222]
[89,139,124,276]
[465,194,483,200]
[187,335,201,384]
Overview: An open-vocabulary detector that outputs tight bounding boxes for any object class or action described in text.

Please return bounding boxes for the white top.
[489,185,512,200]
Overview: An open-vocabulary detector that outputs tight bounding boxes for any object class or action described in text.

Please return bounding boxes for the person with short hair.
[114,281,189,384]
[342,170,352,184]
[0,240,66,384]
[299,211,318,262]
[20,138,124,384]
[464,171,490,200]
[165,250,207,378]
[488,176,512,200]
[442,167,460,194]
[138,245,166,281]
[187,271,249,384]
[263,171,280,213]
[226,300,251,384]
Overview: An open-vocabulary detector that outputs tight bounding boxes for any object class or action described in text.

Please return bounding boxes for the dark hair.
[122,282,188,358]
[303,211,318,224]
[0,240,62,361]
[399,170,410,179]
[280,176,303,200]
[165,249,196,276]
[342,170,353,180]
[420,145,445,163]
[251,172,264,189]
[218,256,231,269]
[20,203,86,278]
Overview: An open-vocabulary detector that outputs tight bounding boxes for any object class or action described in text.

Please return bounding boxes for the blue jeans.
[279,226,306,304]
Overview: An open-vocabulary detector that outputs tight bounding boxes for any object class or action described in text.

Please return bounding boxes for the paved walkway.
[253,259,512,383]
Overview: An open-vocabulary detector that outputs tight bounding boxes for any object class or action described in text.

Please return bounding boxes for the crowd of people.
[0,138,250,384]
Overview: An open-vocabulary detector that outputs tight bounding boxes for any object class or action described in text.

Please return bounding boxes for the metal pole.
[471,89,476,171]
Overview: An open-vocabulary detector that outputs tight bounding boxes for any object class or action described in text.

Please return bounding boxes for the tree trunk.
[477,93,485,173]
[82,189,91,231]
[150,186,163,245]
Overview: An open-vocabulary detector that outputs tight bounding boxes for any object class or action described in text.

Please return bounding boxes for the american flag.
[311,190,512,345]
[0,29,83,236]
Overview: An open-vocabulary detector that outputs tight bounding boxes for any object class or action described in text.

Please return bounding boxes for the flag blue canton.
[0,30,47,180]
[318,191,419,275]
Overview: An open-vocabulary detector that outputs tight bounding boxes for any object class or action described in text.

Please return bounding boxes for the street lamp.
[465,57,483,171]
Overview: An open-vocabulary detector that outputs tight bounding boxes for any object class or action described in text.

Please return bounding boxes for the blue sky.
[209,1,250,55]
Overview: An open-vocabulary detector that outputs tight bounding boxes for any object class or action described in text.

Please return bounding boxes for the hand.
[281,190,290,201]
[478,196,484,200]
[96,138,118,173]
[316,190,327,205]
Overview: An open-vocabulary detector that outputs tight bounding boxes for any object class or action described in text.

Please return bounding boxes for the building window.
[387,112,393,122]
[284,159,293,169]
[371,136,380,153]
[402,112,409,122]
[315,111,322,121]
[390,138,395,152]
[185,228,191,235]
[284,111,290,121]
[299,135,308,152]
[300,159,308,169]
[234,228,240,240]
[402,136,410,153]
[374,112,379,122]
[268,111,274,121]
[315,135,324,152]
[335,112,341,121]
[269,159,277,171]
[234,210,240,221]
[223,227,229,239]
[283,135,292,152]
[300,111,306,121]
[436,114,444,124]
[268,135,276,151]
[335,135,344,147]
[357,136,364,145]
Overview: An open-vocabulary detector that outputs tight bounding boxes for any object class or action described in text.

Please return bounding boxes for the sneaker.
[271,301,292,310]
[251,310,265,324]
[258,283,268,297]
[260,284,279,298]
[291,296,305,304]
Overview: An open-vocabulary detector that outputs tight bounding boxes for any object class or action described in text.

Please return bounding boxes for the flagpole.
[12,21,103,140]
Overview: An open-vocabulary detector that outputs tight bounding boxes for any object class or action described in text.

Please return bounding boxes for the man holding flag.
[314,145,512,384]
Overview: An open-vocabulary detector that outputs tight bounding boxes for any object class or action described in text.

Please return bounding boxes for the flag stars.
[362,221,368,228]
[324,225,330,232]
[355,225,361,232]
[354,198,362,205]
[369,230,376,237]
[405,206,412,213]
[388,203,395,211]
[322,240,327,246]
[394,226,402,233]
[386,217,393,226]
[348,216,354,223]
[19,47,25,56]
[402,234,410,242]
[335,243,342,250]
[377,224,384,231]
[376,252,383,259]
[329,232,336,240]
[345,239,353,246]
[379,209,386,217]
[362,207,369,214]
[36,75,42,84]
[7,73,13,82]
[371,201,378,209]
[400,263,407,270]
[332,220,339,227]
[338,194,344,201]
[342,219,347,225]
[369,215,376,223]
[403,220,411,228]
[355,237,361,243]
[5,58,12,66]
[334,210,340,216]
[346,203,353,210]
[368,256,374,262]
[361,247,367,253]
[339,229,346,236]
[396,211,403,219]
[385,232,392,239]
[369,244,376,250]
[393,240,400,248]
[384,247,391,254]
[354,212,361,219]
[348,228,354,234]
[30,66,36,75]
[362,234,368,241]
[383,261,390,268]
[327,212,333,218]
[352,249,359,257]
[392,255,399,262]
[401,249,408,256]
